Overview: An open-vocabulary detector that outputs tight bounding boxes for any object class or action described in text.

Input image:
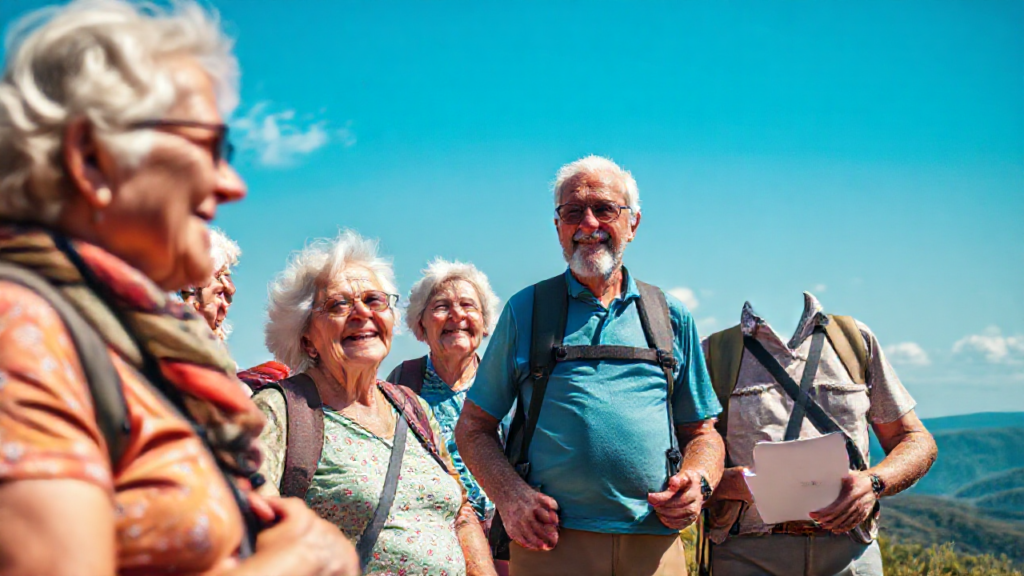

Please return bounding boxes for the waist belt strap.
[743,335,867,471]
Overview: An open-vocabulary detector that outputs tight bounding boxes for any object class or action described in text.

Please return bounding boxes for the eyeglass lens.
[321,291,396,316]
[558,202,623,224]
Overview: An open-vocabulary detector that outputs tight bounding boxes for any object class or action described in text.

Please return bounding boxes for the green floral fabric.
[255,388,466,576]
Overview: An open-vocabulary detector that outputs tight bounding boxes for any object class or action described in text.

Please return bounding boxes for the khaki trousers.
[711,534,883,576]
[510,528,688,576]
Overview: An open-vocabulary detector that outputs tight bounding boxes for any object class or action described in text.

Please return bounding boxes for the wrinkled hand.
[257,497,360,576]
[648,469,704,530]
[500,486,559,551]
[709,467,752,504]
[810,471,876,534]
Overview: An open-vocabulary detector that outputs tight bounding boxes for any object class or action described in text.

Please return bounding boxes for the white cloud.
[233,102,354,167]
[696,317,718,336]
[884,342,931,366]
[813,283,827,293]
[953,326,1024,364]
[668,287,699,311]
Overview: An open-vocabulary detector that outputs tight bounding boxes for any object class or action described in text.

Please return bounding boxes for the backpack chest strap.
[554,344,676,369]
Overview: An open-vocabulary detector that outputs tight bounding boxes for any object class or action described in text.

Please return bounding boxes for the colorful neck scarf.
[0,225,263,476]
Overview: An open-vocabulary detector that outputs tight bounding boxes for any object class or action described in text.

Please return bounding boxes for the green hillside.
[954,467,1024,499]
[870,426,1024,496]
[881,494,1024,565]
[976,488,1024,514]
[920,412,1024,433]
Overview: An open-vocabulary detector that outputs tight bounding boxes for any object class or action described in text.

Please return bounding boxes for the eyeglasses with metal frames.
[316,290,400,318]
[127,119,235,165]
[555,201,633,225]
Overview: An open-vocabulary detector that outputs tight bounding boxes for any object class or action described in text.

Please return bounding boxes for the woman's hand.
[230,497,359,576]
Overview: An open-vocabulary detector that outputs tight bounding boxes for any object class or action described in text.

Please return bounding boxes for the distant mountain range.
[874,411,1024,565]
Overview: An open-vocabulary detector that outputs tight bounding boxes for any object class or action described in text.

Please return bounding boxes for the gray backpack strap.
[0,262,128,468]
[634,280,682,476]
[385,356,428,394]
[268,373,325,498]
[356,412,409,571]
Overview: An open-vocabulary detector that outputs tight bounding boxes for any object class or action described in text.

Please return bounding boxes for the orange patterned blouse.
[0,282,247,575]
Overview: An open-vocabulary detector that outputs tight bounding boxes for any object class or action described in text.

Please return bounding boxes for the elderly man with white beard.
[456,156,725,576]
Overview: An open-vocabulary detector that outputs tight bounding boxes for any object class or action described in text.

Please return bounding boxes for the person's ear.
[628,210,641,242]
[301,335,318,360]
[63,118,113,210]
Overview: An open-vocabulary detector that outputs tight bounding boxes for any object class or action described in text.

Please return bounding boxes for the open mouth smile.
[343,330,379,342]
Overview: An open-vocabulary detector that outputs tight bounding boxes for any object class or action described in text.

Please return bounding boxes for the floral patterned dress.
[255,388,466,576]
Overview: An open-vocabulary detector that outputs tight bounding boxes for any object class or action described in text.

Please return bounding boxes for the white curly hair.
[265,230,399,373]
[404,258,500,342]
[552,155,640,224]
[209,226,241,273]
[0,0,238,224]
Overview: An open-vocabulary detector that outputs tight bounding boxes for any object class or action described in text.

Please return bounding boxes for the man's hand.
[809,471,876,533]
[647,469,704,530]
[499,486,560,551]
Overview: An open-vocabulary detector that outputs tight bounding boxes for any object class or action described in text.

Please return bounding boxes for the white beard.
[564,232,625,281]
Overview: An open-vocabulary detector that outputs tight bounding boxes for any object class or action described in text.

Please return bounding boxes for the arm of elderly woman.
[0,480,357,576]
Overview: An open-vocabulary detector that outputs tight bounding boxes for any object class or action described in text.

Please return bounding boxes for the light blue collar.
[563,266,639,303]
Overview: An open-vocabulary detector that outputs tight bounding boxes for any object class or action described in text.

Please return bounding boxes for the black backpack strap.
[267,373,325,498]
[490,274,567,561]
[357,412,408,571]
[743,335,867,470]
[515,274,568,474]
[635,280,682,477]
[394,356,428,394]
[0,262,128,468]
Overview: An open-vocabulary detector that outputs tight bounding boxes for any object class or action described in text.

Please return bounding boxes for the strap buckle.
[656,349,677,370]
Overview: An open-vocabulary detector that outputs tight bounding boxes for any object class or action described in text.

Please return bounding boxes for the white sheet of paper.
[742,432,849,524]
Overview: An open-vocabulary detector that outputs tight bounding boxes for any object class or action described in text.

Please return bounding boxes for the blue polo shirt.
[467,268,721,535]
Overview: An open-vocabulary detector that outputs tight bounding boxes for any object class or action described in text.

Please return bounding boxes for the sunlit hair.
[265,230,399,373]
[209,226,241,273]
[0,0,239,223]
[177,227,239,302]
[552,155,640,224]
[404,258,499,342]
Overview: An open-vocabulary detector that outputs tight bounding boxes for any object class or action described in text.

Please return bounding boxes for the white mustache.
[573,229,610,243]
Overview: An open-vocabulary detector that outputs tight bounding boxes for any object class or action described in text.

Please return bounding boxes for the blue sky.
[2,1,1022,417]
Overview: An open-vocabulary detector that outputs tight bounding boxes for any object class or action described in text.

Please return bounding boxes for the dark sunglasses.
[555,201,632,225]
[128,119,235,165]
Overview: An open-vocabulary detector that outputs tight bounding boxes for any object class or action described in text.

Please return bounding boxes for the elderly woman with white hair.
[386,259,501,526]
[0,1,356,575]
[181,226,240,340]
[254,231,497,576]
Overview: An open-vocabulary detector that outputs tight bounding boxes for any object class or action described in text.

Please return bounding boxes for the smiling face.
[77,57,247,290]
[555,172,639,280]
[302,266,396,374]
[194,267,235,340]
[420,279,485,360]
